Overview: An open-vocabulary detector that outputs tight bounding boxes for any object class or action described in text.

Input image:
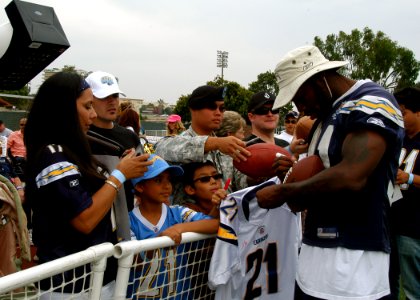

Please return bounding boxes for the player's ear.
[184,184,196,196]
[134,183,144,194]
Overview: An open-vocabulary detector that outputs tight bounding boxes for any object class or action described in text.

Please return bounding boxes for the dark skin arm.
[257,130,387,209]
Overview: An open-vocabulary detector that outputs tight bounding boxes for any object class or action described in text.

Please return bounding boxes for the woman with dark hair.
[118,108,141,136]
[24,72,152,298]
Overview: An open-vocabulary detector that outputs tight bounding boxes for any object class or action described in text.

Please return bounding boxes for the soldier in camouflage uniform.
[155,85,250,204]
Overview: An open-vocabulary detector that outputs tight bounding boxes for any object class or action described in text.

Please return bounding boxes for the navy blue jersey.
[392,132,420,238]
[28,144,117,292]
[304,80,405,252]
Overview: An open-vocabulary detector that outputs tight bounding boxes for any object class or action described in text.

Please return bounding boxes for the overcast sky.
[1,0,420,104]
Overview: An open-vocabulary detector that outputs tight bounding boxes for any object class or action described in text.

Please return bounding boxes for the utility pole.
[217,50,228,80]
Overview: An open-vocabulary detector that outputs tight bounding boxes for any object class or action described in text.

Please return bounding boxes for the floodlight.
[0,0,70,90]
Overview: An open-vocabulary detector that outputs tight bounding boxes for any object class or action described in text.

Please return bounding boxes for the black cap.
[285,111,299,119]
[248,91,275,112]
[188,85,227,109]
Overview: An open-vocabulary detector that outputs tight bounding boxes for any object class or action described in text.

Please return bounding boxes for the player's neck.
[191,122,212,136]
[195,199,213,215]
[406,123,420,139]
[139,200,163,225]
[93,118,114,129]
[251,128,275,144]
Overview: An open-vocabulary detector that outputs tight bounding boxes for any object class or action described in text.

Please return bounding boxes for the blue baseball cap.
[131,154,184,186]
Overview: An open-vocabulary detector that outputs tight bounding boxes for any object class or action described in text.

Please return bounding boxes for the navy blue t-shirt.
[391,132,420,239]
[28,144,117,292]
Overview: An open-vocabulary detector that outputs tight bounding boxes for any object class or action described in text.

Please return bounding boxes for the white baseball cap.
[85,71,126,99]
[273,45,348,109]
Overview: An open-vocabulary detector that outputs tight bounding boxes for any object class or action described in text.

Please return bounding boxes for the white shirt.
[297,244,390,300]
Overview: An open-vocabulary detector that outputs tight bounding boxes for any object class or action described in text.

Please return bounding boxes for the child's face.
[188,165,223,203]
[135,171,173,204]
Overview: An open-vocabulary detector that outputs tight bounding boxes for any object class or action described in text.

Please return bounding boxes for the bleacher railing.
[0,233,216,300]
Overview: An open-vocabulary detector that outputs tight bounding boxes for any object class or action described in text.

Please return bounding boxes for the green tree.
[173,77,252,124]
[207,76,252,120]
[0,84,31,110]
[248,71,278,95]
[173,94,190,123]
[314,27,420,90]
[248,71,293,120]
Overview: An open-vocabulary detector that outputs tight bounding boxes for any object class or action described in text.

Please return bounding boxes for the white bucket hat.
[85,71,126,99]
[273,45,348,109]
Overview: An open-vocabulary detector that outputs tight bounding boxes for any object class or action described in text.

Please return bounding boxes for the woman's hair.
[118,108,141,136]
[215,110,246,137]
[25,72,104,186]
[166,120,186,136]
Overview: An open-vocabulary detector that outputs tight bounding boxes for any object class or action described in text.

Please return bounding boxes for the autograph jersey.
[128,204,211,300]
[208,178,300,300]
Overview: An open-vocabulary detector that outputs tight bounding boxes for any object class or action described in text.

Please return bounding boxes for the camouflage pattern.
[155,127,247,204]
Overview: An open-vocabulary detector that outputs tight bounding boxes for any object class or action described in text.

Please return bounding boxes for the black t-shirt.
[391,132,420,239]
[88,124,140,211]
[88,124,140,155]
[244,134,289,148]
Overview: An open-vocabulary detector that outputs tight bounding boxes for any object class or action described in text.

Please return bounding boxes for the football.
[233,143,291,178]
[283,155,324,184]
[294,116,316,141]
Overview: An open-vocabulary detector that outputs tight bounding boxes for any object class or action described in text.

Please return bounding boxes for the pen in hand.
[224,178,231,190]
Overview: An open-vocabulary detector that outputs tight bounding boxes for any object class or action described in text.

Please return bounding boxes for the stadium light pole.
[217,50,228,81]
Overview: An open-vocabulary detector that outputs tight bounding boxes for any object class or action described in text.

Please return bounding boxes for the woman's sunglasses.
[193,173,223,183]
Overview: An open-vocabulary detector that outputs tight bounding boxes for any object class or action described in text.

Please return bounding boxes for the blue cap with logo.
[131,154,184,187]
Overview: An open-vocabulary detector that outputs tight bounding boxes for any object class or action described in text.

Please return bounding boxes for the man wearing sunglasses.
[244,92,289,147]
[276,111,299,145]
[155,85,250,204]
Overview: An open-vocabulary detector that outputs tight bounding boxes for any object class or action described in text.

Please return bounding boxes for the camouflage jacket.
[154,127,247,204]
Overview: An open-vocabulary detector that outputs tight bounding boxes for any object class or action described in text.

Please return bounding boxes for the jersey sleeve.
[208,195,241,289]
[174,205,212,222]
[35,145,93,219]
[338,96,404,141]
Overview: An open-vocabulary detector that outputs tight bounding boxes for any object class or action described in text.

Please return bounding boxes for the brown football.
[284,155,324,184]
[294,116,316,141]
[233,143,292,178]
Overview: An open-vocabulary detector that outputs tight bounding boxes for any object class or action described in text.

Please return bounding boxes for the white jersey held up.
[208,177,300,300]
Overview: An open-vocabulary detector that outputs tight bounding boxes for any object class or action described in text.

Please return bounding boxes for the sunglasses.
[203,102,225,112]
[285,119,297,124]
[193,173,223,183]
[252,107,279,115]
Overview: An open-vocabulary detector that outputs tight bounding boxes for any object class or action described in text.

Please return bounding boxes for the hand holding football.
[283,155,324,184]
[233,143,291,178]
[283,155,324,212]
[294,116,316,141]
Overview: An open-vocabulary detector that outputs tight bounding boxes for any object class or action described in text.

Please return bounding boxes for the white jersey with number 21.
[208,177,300,300]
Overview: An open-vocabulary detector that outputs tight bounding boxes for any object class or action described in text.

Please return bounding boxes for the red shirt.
[7,130,26,158]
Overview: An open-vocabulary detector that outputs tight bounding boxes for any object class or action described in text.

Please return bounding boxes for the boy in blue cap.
[128,154,219,299]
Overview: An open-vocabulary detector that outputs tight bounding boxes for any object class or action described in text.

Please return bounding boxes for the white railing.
[0,233,216,300]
